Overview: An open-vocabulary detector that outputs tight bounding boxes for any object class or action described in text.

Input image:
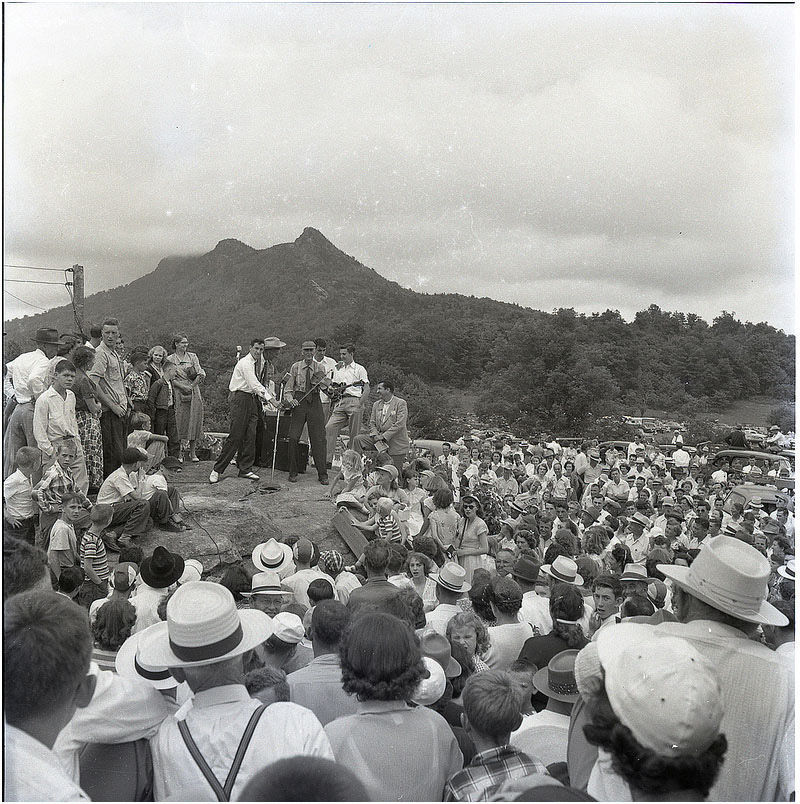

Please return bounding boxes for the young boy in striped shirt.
[78,504,112,607]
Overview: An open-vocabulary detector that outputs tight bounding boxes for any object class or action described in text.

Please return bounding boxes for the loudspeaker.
[274,439,308,473]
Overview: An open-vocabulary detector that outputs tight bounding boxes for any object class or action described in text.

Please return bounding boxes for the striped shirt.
[91,646,119,674]
[80,531,110,581]
[444,745,549,801]
[377,513,402,542]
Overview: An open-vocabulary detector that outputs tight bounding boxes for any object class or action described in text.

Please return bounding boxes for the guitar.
[327,379,366,405]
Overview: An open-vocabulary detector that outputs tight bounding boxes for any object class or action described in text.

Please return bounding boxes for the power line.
[4,279,69,286]
[3,264,70,273]
[3,289,48,311]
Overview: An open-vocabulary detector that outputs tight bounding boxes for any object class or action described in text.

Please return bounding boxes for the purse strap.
[177,703,268,801]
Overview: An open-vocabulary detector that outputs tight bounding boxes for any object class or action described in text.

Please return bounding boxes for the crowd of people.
[2,323,797,802]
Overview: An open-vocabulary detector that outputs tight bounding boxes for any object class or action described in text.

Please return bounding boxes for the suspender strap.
[223,704,268,798]
[177,703,268,802]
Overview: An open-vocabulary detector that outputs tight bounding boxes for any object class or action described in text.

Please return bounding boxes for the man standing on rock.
[284,341,331,485]
[210,338,275,484]
[325,345,370,467]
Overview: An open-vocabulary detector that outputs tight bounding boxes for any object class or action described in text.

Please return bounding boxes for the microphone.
[335,361,345,370]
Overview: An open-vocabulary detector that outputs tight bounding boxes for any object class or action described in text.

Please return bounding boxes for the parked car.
[723,483,792,515]
[711,449,794,491]
[409,439,446,460]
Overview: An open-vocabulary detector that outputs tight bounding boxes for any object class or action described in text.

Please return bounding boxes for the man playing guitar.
[324,344,370,469]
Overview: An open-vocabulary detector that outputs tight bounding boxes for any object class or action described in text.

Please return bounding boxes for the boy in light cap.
[584,624,726,801]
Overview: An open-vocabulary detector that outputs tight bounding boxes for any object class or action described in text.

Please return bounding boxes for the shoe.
[161,521,183,533]
[288,473,298,483]
[178,521,193,531]
[319,477,329,485]
[231,458,237,466]
[209,470,220,484]
[238,471,260,480]
[191,456,200,463]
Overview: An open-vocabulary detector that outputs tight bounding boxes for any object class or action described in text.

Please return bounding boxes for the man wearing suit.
[353,380,410,474]
[284,341,331,485]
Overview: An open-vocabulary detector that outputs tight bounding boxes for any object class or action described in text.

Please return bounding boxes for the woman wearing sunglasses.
[454,495,490,582]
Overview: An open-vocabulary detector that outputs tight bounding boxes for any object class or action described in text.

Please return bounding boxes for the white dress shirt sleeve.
[33,392,53,457]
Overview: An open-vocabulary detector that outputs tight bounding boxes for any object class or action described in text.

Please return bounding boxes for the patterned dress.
[74,370,103,487]
[164,351,205,442]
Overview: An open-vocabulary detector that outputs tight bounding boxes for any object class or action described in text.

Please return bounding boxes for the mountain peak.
[212,238,255,255]
[295,227,335,250]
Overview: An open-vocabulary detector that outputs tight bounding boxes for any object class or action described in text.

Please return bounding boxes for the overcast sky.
[4,3,794,332]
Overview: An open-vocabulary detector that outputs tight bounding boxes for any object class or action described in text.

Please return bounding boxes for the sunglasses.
[463,504,476,509]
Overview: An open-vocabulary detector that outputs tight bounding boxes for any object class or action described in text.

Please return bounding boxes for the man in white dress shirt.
[210,338,276,484]
[324,344,370,467]
[3,327,60,479]
[140,581,333,801]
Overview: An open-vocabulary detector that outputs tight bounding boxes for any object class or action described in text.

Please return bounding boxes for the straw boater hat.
[777,559,795,582]
[115,623,178,690]
[657,535,789,626]
[618,563,655,584]
[251,538,295,578]
[240,570,286,597]
[430,561,471,594]
[532,650,580,703]
[539,555,583,587]
[138,581,272,669]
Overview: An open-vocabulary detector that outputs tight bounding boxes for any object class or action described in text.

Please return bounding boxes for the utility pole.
[72,264,85,335]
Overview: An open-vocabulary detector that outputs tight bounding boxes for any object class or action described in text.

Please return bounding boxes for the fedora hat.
[619,563,654,584]
[658,535,788,626]
[532,649,580,703]
[31,327,60,345]
[777,559,795,581]
[263,336,286,349]
[115,623,178,690]
[240,570,286,597]
[375,463,398,481]
[540,555,583,586]
[629,512,651,530]
[431,561,471,594]
[511,555,540,584]
[139,546,185,589]
[251,538,295,578]
[137,581,273,668]
[419,629,461,677]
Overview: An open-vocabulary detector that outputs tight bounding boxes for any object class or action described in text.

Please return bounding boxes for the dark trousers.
[254,412,279,467]
[153,407,180,458]
[288,397,327,478]
[109,498,150,537]
[3,396,18,429]
[214,391,258,475]
[100,410,126,478]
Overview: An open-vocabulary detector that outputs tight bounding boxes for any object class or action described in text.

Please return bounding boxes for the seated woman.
[323,612,463,801]
[326,449,366,507]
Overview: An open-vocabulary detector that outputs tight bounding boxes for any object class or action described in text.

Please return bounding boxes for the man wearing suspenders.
[139,581,333,800]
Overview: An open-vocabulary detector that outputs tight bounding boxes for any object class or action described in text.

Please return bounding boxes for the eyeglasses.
[463,504,476,510]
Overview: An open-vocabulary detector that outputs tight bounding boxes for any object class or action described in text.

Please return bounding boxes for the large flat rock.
[136,460,354,577]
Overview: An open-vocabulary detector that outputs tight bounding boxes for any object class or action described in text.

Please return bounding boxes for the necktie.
[305,365,312,393]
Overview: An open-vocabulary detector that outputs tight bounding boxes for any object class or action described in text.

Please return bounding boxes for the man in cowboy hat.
[131,545,185,634]
[3,327,61,481]
[654,536,794,801]
[283,341,332,484]
[139,581,333,800]
[425,561,471,636]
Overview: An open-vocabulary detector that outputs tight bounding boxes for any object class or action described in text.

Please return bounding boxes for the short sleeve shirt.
[97,466,136,505]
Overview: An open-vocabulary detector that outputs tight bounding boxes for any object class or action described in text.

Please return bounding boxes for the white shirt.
[519,591,553,635]
[5,724,89,802]
[53,662,176,785]
[228,353,271,399]
[3,469,36,519]
[484,622,533,670]
[316,355,338,402]
[425,603,462,636]
[282,568,336,609]
[672,448,690,468]
[5,347,50,403]
[97,465,137,505]
[131,583,170,634]
[33,386,79,458]
[151,684,333,801]
[511,708,570,767]
[330,360,369,398]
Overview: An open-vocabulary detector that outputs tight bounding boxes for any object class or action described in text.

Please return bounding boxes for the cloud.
[3,3,793,332]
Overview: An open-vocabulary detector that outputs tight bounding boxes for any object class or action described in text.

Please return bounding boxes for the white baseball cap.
[597,624,724,757]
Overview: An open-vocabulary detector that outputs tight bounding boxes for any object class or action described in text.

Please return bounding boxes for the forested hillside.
[4,228,794,437]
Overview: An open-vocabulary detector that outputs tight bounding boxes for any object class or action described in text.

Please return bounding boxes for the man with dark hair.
[283,341,331,485]
[307,578,336,605]
[85,325,103,350]
[353,380,410,474]
[240,757,368,802]
[325,345,370,468]
[3,535,52,600]
[589,574,622,637]
[210,338,275,484]
[313,338,338,422]
[346,539,395,612]
[287,600,358,725]
[87,318,129,477]
[4,591,97,800]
